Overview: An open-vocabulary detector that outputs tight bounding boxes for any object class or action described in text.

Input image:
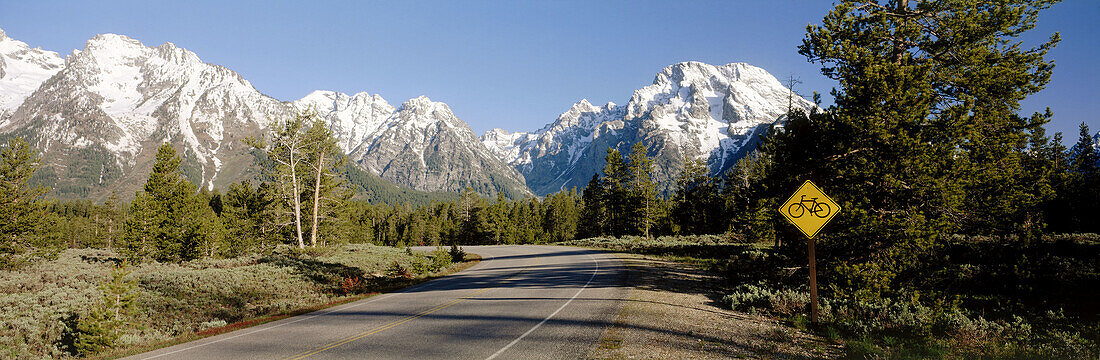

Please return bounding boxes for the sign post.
[778,180,840,323]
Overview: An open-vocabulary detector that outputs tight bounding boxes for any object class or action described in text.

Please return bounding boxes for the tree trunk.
[291,150,305,249]
[644,195,650,238]
[310,154,325,247]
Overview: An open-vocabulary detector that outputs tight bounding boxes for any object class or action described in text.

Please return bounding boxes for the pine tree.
[790,0,1060,300]
[625,142,656,237]
[578,174,607,238]
[75,265,137,356]
[602,148,628,236]
[543,189,580,242]
[222,182,274,255]
[456,187,486,244]
[122,143,213,262]
[672,156,721,235]
[0,137,47,268]
[1069,123,1099,177]
[1062,123,1100,232]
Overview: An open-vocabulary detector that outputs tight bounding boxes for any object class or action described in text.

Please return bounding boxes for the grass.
[0,244,479,359]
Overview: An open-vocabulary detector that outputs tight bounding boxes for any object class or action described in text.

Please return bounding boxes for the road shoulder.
[587,253,839,359]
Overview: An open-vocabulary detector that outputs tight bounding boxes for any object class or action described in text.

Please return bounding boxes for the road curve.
[123,245,628,360]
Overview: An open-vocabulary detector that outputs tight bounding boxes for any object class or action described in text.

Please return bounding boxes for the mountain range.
[0,28,810,200]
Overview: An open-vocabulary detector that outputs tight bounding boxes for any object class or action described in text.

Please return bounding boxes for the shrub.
[0,244,417,359]
[448,244,466,263]
[387,261,412,279]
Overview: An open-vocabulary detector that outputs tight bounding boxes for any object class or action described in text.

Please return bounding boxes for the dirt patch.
[588,254,839,359]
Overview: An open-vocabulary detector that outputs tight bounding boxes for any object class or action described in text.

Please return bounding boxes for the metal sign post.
[778,180,840,324]
[807,237,818,322]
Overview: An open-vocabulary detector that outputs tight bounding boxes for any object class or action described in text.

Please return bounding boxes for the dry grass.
[588,254,839,359]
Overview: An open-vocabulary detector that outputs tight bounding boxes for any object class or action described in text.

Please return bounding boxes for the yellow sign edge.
[778,180,841,240]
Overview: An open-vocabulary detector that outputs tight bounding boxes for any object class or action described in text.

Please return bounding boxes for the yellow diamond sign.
[779,180,841,239]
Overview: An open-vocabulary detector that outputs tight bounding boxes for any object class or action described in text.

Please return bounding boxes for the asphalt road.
[123,245,628,360]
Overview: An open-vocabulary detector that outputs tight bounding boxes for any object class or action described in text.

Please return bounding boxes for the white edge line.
[483,252,600,360]
[138,252,497,360]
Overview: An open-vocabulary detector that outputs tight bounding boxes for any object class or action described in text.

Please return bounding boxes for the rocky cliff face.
[297,92,530,198]
[483,61,815,195]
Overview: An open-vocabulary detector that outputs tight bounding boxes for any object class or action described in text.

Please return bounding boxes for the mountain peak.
[85,33,144,51]
[0,28,65,114]
[401,95,451,114]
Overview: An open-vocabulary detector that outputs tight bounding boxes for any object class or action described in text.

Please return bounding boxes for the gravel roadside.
[587,254,840,359]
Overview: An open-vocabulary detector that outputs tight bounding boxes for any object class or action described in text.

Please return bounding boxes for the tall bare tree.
[247,111,312,248]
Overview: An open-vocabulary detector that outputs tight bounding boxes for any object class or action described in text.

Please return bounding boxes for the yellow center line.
[287,286,496,360]
[287,250,535,360]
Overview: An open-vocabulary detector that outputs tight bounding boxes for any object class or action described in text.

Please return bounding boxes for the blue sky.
[2,1,1096,140]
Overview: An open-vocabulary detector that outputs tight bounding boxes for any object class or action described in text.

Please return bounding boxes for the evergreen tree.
[1059,123,1100,232]
[122,143,216,262]
[0,137,47,268]
[221,182,276,256]
[1069,123,1099,177]
[456,187,487,244]
[602,148,628,236]
[578,174,607,238]
[625,142,657,237]
[723,151,780,245]
[787,0,1060,300]
[672,157,722,235]
[543,189,580,242]
[75,265,137,356]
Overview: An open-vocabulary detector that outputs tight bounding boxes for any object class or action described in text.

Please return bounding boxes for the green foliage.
[0,137,49,269]
[121,143,225,263]
[1048,123,1100,233]
[670,156,724,235]
[409,247,453,275]
[721,0,1065,303]
[74,265,137,356]
[220,182,278,256]
[248,110,351,249]
[557,235,748,259]
[578,174,607,238]
[448,244,466,263]
[0,245,422,358]
[579,142,662,238]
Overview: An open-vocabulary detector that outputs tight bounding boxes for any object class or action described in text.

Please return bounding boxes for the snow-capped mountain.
[0,30,529,199]
[296,92,530,198]
[0,28,64,120]
[0,28,810,200]
[483,61,814,195]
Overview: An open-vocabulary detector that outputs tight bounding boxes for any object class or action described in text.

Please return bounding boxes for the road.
[124,245,628,360]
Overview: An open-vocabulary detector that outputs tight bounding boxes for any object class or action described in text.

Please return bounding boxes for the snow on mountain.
[1,31,528,199]
[4,32,288,195]
[484,61,814,195]
[0,29,807,199]
[293,90,395,153]
[0,28,64,120]
[301,92,531,197]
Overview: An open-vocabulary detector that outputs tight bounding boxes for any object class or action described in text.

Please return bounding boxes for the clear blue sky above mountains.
[2,0,1096,139]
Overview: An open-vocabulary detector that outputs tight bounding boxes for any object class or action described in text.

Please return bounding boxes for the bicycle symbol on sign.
[787,195,831,219]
